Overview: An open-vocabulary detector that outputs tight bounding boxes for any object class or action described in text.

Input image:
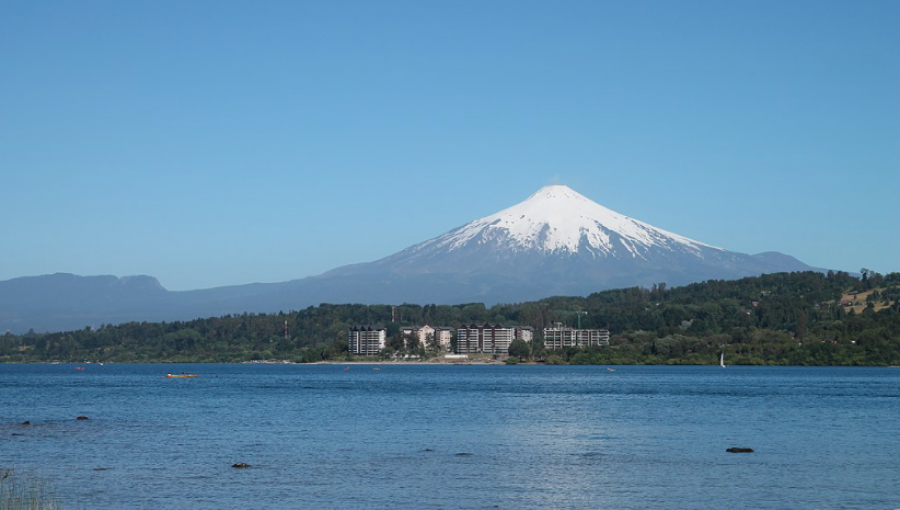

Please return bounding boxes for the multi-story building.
[400,325,456,351]
[516,326,534,343]
[456,323,516,355]
[399,325,435,349]
[434,327,455,350]
[348,325,387,355]
[543,326,610,350]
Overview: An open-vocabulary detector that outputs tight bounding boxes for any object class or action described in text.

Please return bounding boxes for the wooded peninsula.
[2,270,898,366]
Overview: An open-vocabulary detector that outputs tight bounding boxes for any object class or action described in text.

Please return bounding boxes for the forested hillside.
[2,271,898,365]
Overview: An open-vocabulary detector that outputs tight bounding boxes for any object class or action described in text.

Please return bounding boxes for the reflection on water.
[1,364,898,510]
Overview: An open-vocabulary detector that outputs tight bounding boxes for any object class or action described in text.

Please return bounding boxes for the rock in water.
[231,462,251,468]
[76,416,90,421]
[726,447,754,453]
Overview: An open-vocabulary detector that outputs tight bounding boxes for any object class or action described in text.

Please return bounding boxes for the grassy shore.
[0,467,61,510]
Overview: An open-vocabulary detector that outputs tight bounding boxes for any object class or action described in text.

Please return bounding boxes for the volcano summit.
[322,184,813,297]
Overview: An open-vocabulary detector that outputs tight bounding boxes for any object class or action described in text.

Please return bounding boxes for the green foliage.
[507,339,531,360]
[1,271,898,366]
[544,354,566,365]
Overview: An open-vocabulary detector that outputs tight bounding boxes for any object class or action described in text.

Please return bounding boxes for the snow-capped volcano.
[423,184,718,258]
[323,184,814,301]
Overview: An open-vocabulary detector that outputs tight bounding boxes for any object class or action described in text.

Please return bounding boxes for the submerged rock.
[76,416,90,421]
[726,447,754,453]
[21,421,30,426]
[231,462,251,468]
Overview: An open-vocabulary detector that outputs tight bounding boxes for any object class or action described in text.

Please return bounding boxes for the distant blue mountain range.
[0,186,821,333]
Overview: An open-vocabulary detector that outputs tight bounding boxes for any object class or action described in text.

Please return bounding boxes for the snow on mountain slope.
[419,185,720,259]
[324,184,811,288]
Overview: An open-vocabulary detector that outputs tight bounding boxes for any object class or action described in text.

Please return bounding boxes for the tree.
[386,333,404,352]
[796,311,807,339]
[508,339,530,360]
[425,333,439,353]
[402,332,419,351]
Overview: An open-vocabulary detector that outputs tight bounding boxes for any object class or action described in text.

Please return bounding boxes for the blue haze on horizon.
[1,1,897,291]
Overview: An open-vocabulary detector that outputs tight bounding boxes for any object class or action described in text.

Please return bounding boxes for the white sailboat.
[720,351,726,368]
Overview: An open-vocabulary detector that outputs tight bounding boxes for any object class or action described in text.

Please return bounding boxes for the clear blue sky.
[2,1,897,290]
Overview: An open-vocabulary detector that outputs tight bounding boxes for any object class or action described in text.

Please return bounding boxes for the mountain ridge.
[1,185,824,333]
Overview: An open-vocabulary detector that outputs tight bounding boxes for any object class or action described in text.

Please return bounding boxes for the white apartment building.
[348,325,387,355]
[456,323,516,355]
[516,326,534,343]
[399,325,455,351]
[400,325,435,349]
[543,326,610,350]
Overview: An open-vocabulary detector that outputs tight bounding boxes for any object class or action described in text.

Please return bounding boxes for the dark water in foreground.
[1,364,898,510]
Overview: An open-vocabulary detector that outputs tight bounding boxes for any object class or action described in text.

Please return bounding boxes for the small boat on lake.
[166,373,199,378]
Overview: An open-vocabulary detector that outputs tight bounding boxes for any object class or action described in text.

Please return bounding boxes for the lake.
[1,364,898,510]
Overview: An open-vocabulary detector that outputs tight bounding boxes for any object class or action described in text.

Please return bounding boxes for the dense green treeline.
[2,271,899,365]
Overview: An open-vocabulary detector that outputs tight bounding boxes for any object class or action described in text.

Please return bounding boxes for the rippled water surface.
[1,364,898,510]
